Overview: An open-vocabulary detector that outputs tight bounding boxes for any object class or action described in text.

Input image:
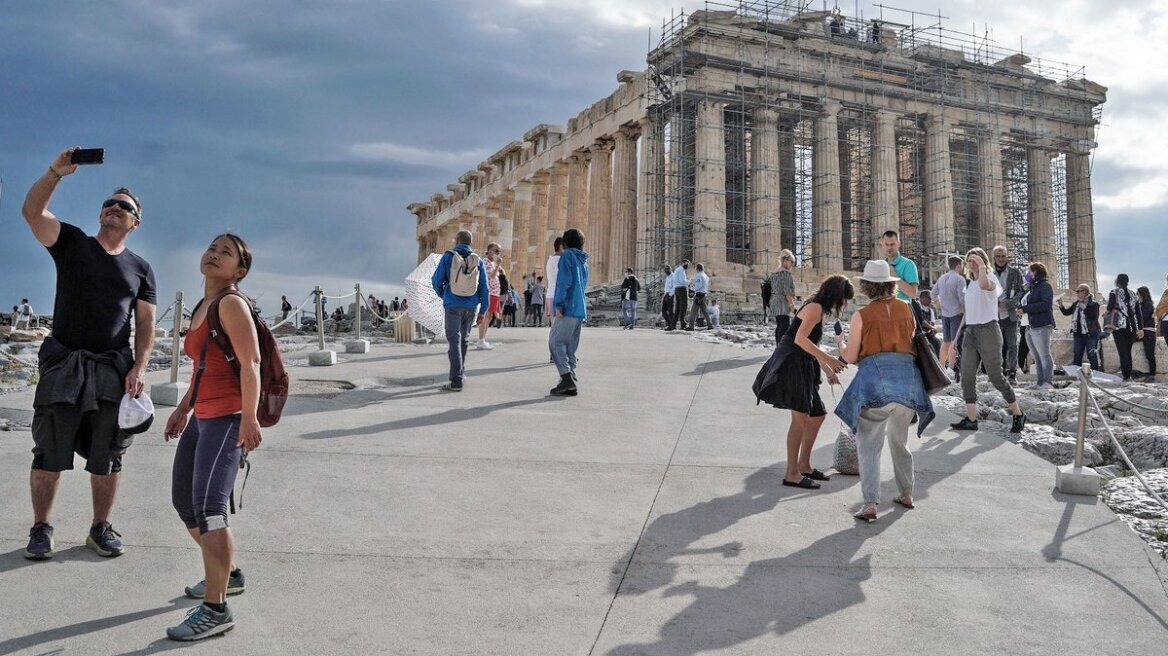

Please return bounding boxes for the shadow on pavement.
[681,356,768,377]
[0,597,190,655]
[299,395,568,439]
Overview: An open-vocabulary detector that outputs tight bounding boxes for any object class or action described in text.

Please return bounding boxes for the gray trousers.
[999,318,1019,375]
[856,403,915,504]
[961,322,1017,405]
[687,293,711,329]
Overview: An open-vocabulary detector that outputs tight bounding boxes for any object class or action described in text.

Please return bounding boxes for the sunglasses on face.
[102,198,139,215]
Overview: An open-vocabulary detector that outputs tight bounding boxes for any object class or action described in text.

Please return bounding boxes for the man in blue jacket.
[431,230,490,391]
[549,228,589,396]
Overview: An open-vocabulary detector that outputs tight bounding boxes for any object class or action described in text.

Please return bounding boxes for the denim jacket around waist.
[834,352,935,437]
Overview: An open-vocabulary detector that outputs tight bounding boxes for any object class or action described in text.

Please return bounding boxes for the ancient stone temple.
[408,1,1106,301]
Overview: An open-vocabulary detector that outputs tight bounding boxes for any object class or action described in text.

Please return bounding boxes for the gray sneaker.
[166,603,235,641]
[24,522,54,560]
[185,569,246,599]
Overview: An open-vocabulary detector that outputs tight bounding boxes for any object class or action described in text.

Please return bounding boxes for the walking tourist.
[1137,286,1158,377]
[549,229,589,396]
[945,248,1026,433]
[836,260,935,522]
[1058,283,1101,371]
[162,233,262,640]
[933,255,966,375]
[753,274,853,490]
[280,295,292,322]
[768,249,797,341]
[1106,273,1142,382]
[431,230,489,392]
[992,246,1026,383]
[529,276,546,327]
[20,148,157,562]
[660,265,674,328]
[666,259,690,331]
[15,298,35,329]
[1021,262,1055,389]
[545,237,563,327]
[476,242,502,350]
[686,262,712,331]
[620,267,640,329]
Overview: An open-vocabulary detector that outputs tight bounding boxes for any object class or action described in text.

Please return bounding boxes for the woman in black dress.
[753,275,854,489]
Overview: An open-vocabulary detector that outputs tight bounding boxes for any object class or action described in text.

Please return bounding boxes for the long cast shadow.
[0,597,190,654]
[299,395,566,439]
[681,356,768,377]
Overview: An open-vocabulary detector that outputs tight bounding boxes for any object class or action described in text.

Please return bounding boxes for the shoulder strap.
[206,290,246,373]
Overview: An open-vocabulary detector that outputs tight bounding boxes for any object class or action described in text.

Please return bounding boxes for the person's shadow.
[0,596,191,655]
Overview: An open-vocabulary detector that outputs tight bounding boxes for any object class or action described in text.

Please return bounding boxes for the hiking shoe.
[439,382,463,392]
[185,569,246,599]
[166,603,235,641]
[950,417,979,431]
[86,521,125,557]
[550,374,577,397]
[24,522,54,560]
[1010,413,1027,434]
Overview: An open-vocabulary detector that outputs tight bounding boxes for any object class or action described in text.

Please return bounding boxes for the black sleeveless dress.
[751,316,827,417]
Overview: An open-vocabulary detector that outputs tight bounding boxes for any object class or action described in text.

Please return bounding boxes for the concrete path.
[1,327,1165,655]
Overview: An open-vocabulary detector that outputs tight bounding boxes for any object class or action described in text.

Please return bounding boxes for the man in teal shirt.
[880,230,919,302]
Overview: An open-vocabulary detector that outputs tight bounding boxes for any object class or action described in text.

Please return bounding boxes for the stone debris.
[1101,469,1168,557]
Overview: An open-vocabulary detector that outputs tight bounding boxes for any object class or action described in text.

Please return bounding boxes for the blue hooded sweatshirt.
[431,244,490,312]
[554,248,589,320]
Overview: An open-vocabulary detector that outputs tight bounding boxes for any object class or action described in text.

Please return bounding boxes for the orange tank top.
[857,298,917,361]
[184,318,243,419]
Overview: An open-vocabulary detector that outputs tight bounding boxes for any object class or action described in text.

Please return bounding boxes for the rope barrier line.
[359,293,394,322]
[1085,377,1168,415]
[1084,386,1168,514]
[155,306,173,326]
[320,291,358,300]
[267,292,315,330]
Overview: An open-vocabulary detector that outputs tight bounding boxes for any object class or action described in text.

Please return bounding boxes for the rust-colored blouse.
[857,297,917,361]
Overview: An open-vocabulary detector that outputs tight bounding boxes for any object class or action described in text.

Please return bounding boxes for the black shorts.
[31,402,131,475]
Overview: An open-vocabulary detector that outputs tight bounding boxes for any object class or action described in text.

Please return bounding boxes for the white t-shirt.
[545,254,561,308]
[963,270,1003,326]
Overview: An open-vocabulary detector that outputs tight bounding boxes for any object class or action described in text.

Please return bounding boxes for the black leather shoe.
[950,417,979,431]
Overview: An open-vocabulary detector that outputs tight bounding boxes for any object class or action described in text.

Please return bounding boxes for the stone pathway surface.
[1,327,1165,654]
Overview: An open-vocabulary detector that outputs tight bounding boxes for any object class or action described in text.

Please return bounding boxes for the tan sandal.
[853,503,877,522]
[893,495,915,509]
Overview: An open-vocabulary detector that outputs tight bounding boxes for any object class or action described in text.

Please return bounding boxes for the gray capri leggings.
[960,322,1017,405]
[172,414,242,534]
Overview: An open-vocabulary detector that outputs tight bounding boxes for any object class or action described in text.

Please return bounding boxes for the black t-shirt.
[48,223,157,352]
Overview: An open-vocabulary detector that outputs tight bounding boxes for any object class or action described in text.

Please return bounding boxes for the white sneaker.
[476,340,494,350]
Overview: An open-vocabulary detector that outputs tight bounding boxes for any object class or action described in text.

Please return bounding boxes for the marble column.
[812,100,843,271]
[978,127,1007,250]
[750,107,781,272]
[778,118,798,256]
[871,109,900,258]
[527,171,551,276]
[1065,151,1097,289]
[471,205,488,252]
[417,236,428,264]
[637,115,665,275]
[567,150,591,234]
[1027,146,1057,285]
[547,161,570,254]
[510,182,533,277]
[587,139,614,283]
[694,99,727,272]
[612,124,640,282]
[923,115,956,255]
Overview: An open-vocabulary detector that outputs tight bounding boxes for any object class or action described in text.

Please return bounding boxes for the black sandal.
[782,476,820,489]
[801,469,831,481]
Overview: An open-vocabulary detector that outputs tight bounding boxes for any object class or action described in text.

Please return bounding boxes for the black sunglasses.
[102,198,139,215]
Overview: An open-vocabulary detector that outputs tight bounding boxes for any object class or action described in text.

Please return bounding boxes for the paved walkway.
[1,327,1166,654]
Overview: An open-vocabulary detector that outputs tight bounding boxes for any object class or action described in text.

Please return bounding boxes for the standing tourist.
[933,255,967,375]
[549,229,589,396]
[836,261,935,522]
[20,148,157,561]
[280,295,292,322]
[545,237,563,328]
[620,268,640,329]
[430,230,489,392]
[753,275,853,490]
[1106,274,1142,382]
[767,250,797,341]
[475,242,502,350]
[15,298,36,329]
[686,262,713,331]
[912,290,941,356]
[1020,262,1055,389]
[879,230,919,302]
[162,233,262,640]
[1155,275,1168,351]
[666,259,690,331]
[660,265,675,329]
[945,248,1026,433]
[529,276,546,327]
[708,299,721,327]
[1136,286,1158,377]
[992,246,1026,383]
[1059,283,1101,371]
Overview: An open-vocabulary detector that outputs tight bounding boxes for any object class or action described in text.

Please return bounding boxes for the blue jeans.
[444,307,476,385]
[621,299,637,327]
[1072,332,1100,371]
[1026,325,1054,386]
[549,316,582,376]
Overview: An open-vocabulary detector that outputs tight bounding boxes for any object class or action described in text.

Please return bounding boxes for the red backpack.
[190,290,289,427]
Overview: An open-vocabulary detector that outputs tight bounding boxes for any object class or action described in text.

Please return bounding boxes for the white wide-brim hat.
[856,260,900,283]
[118,392,155,435]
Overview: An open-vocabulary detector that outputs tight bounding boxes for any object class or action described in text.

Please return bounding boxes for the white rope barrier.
[359,293,394,322]
[1084,377,1168,416]
[155,306,173,326]
[268,292,315,330]
[1084,387,1168,514]
[320,291,358,300]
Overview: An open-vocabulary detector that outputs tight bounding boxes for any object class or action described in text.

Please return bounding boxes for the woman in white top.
[944,248,1026,434]
[544,236,562,326]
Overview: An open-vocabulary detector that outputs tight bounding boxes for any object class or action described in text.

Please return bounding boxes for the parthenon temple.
[408,1,1106,300]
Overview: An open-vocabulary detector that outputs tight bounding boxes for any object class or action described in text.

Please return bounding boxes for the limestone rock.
[1111,425,1168,471]
[1019,424,1103,466]
[1101,469,1168,557]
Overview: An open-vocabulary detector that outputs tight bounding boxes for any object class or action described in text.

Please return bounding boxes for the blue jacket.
[431,244,490,312]
[554,248,589,319]
[1022,275,1054,328]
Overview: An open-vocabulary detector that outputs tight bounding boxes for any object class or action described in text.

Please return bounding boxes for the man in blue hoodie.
[549,228,589,396]
[431,230,490,391]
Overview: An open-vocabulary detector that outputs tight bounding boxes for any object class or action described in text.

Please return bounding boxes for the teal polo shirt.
[889,254,919,301]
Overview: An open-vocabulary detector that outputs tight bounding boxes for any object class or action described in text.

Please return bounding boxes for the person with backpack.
[1106,273,1143,382]
[431,230,489,391]
[162,233,265,640]
[549,228,589,396]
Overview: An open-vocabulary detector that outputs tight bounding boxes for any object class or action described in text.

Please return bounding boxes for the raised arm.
[21,148,77,248]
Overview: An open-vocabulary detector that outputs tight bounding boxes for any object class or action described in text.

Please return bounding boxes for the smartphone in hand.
[70,148,105,165]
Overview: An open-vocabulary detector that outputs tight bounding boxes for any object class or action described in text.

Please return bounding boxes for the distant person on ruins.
[280,295,292,322]
[1106,273,1142,382]
[933,255,966,372]
[945,248,1026,433]
[666,259,690,331]
[545,237,563,328]
[829,14,843,37]
[869,20,883,44]
[529,276,546,327]
[708,298,721,327]
[549,228,589,397]
[392,297,401,312]
[1020,262,1055,389]
[399,297,407,312]
[431,229,489,392]
[1059,283,1101,371]
[992,245,1026,384]
[753,274,853,490]
[686,263,713,331]
[620,267,640,329]
[15,298,35,330]
[476,242,502,350]
[836,261,935,522]
[768,249,797,341]
[1156,275,1168,351]
[1137,286,1158,377]
[879,230,918,302]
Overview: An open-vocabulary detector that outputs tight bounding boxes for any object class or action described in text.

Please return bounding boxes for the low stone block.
[344,339,371,354]
[151,381,190,407]
[1055,464,1102,496]
[309,350,338,366]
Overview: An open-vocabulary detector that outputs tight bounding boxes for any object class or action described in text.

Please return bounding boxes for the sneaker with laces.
[24,522,54,560]
[185,569,247,599]
[949,417,979,431]
[475,340,494,350]
[86,521,125,557]
[166,603,235,641]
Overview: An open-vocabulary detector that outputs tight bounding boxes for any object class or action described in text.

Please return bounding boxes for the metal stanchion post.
[354,283,362,342]
[1074,364,1091,469]
[1057,363,1101,495]
[315,286,325,351]
[153,290,190,406]
[345,283,371,353]
[170,292,183,384]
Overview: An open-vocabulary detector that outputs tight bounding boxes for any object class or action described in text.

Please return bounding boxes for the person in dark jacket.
[431,230,490,392]
[549,228,589,396]
[1106,273,1144,381]
[620,268,640,329]
[1137,286,1158,377]
[1058,283,1101,371]
[1021,262,1055,389]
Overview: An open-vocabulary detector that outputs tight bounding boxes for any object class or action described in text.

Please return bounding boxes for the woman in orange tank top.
[161,233,262,640]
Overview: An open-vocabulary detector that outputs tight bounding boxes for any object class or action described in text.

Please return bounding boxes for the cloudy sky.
[1,0,1163,320]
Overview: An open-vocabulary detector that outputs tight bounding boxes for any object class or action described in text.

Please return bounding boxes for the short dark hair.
[112,187,141,216]
[695,263,704,272]
[859,279,895,299]
[553,236,564,251]
[881,230,898,240]
[948,255,964,269]
[455,230,473,245]
[808,274,855,315]
[625,268,634,274]
[563,228,584,250]
[1028,262,1048,277]
[537,276,543,282]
